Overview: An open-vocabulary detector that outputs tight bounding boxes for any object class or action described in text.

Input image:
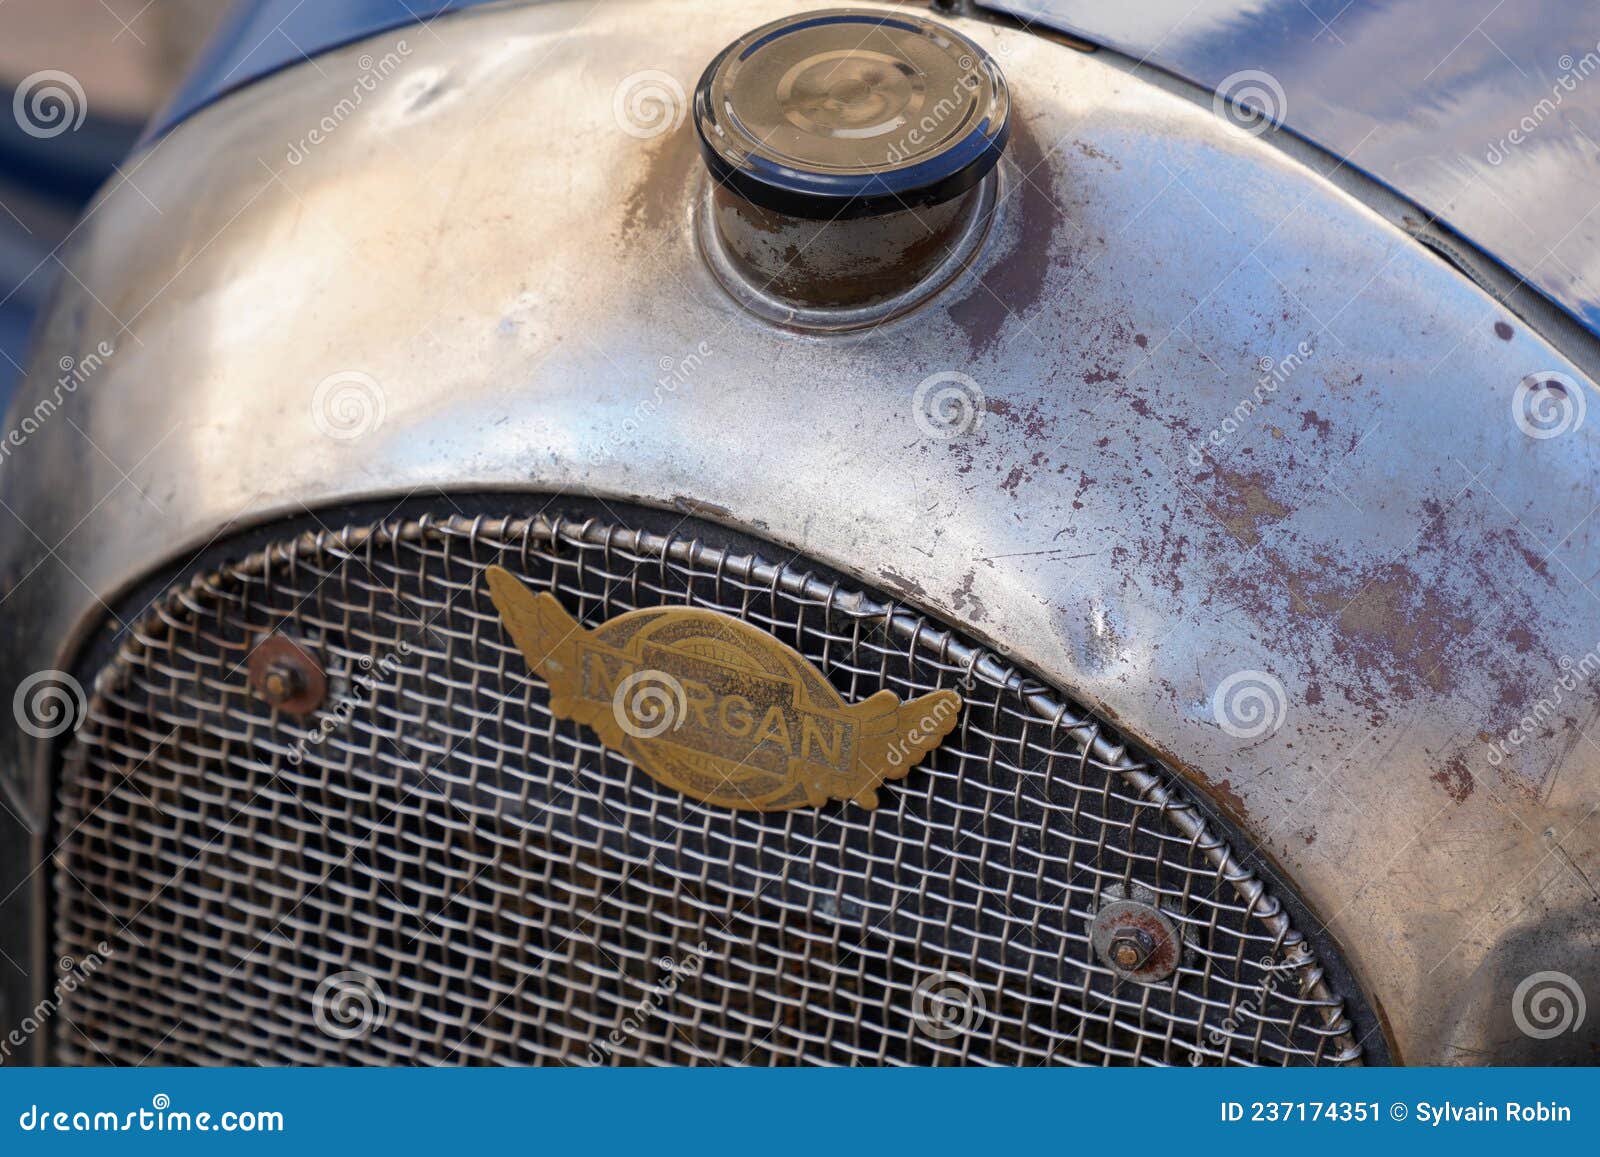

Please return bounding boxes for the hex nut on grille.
[1091,884,1182,984]
[246,634,326,716]
[1109,929,1156,971]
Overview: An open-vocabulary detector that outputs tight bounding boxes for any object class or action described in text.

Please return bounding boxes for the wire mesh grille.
[52,511,1361,1066]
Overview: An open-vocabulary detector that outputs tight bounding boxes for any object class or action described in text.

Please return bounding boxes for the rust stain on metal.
[1185,474,1562,804]
[715,183,976,307]
[1072,138,1121,168]
[1200,466,1292,548]
[1300,410,1332,436]
[1331,565,1474,694]
[620,130,699,245]
[1431,755,1476,804]
[1092,898,1181,983]
[880,567,930,602]
[1207,776,1250,820]
[672,495,732,520]
[946,118,1064,355]
[985,396,1057,441]
[951,571,988,622]
[1509,538,1555,585]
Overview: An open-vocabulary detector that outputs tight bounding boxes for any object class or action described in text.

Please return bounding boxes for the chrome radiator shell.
[1,0,1596,1064]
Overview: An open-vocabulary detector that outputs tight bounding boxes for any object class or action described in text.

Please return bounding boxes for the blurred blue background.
[0,0,223,412]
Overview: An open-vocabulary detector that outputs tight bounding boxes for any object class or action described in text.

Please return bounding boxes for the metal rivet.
[247,635,327,716]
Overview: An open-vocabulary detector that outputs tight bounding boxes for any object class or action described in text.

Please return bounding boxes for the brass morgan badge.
[485,566,962,811]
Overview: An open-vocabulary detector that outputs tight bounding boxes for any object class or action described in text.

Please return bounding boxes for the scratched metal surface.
[1,0,1596,1062]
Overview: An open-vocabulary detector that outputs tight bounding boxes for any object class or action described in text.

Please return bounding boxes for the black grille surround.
[49,499,1379,1066]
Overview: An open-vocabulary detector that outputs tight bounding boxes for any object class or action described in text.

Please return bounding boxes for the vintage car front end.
[0,0,1595,1067]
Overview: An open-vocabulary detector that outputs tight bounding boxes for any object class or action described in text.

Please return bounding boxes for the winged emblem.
[485,565,962,811]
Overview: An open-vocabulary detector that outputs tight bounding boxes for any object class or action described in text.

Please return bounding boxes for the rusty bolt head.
[1090,888,1183,984]
[258,660,307,706]
[1108,928,1155,971]
[247,635,326,716]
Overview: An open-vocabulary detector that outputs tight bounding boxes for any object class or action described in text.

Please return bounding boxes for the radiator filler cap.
[694,7,1010,220]
[693,8,1009,326]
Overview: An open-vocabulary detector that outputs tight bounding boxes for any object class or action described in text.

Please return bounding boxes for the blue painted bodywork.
[147,0,500,142]
[983,0,1600,339]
